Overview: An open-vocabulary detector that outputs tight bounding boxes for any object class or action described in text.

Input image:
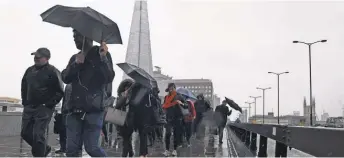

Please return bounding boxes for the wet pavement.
[0,126,244,157]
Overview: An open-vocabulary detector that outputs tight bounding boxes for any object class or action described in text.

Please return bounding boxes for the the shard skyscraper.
[123,0,154,80]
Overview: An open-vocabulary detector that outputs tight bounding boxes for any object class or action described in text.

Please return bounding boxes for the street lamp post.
[249,96,261,122]
[268,71,289,124]
[245,102,254,122]
[293,39,327,126]
[257,87,271,124]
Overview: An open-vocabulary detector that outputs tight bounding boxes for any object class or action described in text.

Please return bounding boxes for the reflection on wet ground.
[0,126,237,157]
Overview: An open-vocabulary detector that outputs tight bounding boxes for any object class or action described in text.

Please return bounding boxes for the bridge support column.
[245,131,251,147]
[250,133,257,152]
[258,135,268,157]
[275,141,288,157]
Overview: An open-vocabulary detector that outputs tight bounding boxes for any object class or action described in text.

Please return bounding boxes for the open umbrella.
[176,87,197,101]
[225,97,242,113]
[117,62,156,89]
[40,5,122,44]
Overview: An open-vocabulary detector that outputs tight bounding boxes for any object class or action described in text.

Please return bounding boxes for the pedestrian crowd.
[20,5,232,157]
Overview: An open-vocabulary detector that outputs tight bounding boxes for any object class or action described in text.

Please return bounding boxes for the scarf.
[162,91,178,109]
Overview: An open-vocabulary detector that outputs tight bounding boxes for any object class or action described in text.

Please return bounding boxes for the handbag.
[179,104,190,116]
[105,107,127,126]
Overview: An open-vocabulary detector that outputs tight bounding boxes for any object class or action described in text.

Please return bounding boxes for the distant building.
[249,112,306,126]
[153,66,172,81]
[293,111,300,116]
[0,97,21,104]
[321,112,329,121]
[123,0,154,80]
[239,109,248,123]
[0,97,22,112]
[172,79,214,102]
[212,94,221,108]
[153,67,214,105]
[303,97,316,126]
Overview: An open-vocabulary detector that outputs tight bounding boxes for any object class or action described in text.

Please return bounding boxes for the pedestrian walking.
[214,100,232,144]
[54,84,72,154]
[193,94,211,138]
[62,29,115,157]
[183,97,196,146]
[162,83,185,157]
[21,48,64,157]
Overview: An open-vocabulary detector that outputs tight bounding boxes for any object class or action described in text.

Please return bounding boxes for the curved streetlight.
[249,96,261,122]
[257,87,271,124]
[268,71,289,124]
[293,39,327,126]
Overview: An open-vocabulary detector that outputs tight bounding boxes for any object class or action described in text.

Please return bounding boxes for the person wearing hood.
[162,83,185,157]
[193,94,211,137]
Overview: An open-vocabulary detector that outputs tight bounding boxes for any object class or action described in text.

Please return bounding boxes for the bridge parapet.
[229,123,344,157]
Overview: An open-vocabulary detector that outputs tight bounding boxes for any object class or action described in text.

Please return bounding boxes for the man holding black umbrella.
[215,100,232,144]
[61,30,115,157]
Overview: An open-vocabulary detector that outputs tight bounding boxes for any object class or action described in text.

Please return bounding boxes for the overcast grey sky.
[1,0,344,119]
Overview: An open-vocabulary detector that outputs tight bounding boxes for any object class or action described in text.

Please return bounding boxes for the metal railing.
[229,123,344,157]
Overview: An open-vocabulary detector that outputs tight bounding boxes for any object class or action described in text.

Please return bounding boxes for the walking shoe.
[45,146,52,157]
[171,150,177,156]
[55,149,65,154]
[187,140,191,147]
[163,150,170,156]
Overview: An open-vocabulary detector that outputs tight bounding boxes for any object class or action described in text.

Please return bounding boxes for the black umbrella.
[225,97,242,113]
[40,5,122,44]
[117,62,156,88]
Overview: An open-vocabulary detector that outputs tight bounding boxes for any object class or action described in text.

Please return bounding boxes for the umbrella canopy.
[225,97,242,113]
[176,87,197,101]
[117,62,156,89]
[40,5,122,44]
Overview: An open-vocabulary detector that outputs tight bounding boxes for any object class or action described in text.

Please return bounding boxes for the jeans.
[66,112,107,157]
[21,105,53,157]
[59,114,67,151]
[165,119,183,150]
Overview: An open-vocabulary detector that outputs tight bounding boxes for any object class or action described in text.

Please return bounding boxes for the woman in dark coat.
[115,79,135,157]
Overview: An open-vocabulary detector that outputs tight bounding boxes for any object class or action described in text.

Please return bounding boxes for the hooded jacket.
[61,46,115,112]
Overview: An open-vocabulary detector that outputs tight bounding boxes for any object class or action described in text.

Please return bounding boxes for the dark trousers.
[218,125,225,143]
[184,121,193,142]
[155,126,163,140]
[21,105,53,157]
[193,113,204,136]
[165,119,182,150]
[120,127,134,157]
[120,126,148,157]
[66,112,107,157]
[102,122,108,142]
[138,127,148,156]
[59,114,67,151]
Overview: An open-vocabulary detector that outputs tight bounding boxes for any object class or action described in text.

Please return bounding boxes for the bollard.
[258,135,268,157]
[275,141,288,157]
[250,133,257,153]
[245,131,251,147]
